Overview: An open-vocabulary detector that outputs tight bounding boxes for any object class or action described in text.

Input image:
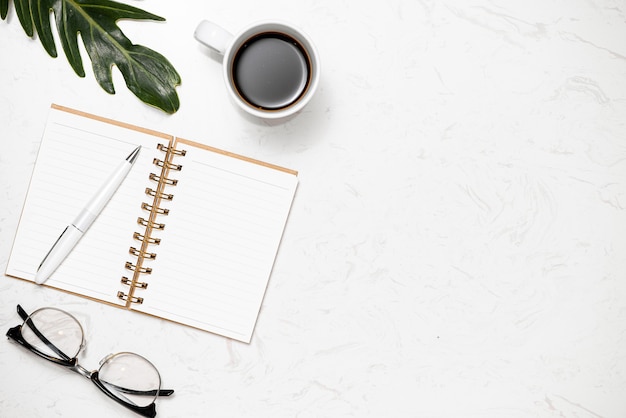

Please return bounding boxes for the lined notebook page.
[6,106,169,304]
[135,139,298,342]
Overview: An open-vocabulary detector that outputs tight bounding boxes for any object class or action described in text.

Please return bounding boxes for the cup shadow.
[197,44,224,64]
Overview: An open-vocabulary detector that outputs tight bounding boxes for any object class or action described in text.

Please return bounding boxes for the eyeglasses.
[6,304,174,417]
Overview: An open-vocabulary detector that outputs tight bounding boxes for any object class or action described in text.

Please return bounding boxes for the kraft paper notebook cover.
[5,104,298,343]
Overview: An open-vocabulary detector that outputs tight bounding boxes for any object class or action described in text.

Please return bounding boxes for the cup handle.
[194,20,234,55]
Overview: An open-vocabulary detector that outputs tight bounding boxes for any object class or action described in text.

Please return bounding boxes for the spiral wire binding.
[118,142,185,306]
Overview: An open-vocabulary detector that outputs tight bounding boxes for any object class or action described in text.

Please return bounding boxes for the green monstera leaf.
[1,0,181,113]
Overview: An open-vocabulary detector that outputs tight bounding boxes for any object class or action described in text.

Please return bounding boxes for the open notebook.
[6,104,298,343]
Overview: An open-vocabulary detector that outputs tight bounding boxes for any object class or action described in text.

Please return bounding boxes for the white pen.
[35,146,141,285]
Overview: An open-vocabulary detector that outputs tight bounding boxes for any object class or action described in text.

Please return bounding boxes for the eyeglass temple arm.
[16,304,72,362]
[16,304,29,321]
[100,381,174,397]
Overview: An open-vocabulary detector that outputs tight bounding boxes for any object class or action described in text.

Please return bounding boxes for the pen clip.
[37,226,69,271]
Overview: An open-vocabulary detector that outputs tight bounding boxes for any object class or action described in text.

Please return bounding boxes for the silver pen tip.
[126,146,141,164]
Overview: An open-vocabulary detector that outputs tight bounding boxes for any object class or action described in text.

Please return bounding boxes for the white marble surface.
[1,0,626,417]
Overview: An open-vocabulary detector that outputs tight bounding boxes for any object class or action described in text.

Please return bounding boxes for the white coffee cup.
[194,20,320,119]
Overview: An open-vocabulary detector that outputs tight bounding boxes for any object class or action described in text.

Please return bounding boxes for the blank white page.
[135,138,298,342]
[6,105,171,304]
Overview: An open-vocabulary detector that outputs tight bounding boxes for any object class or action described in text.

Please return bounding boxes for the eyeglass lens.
[21,307,83,359]
[99,352,161,407]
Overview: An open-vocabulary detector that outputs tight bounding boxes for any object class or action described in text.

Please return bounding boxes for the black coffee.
[232,32,310,110]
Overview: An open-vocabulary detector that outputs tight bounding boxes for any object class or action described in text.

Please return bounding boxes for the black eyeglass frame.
[6,304,174,418]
